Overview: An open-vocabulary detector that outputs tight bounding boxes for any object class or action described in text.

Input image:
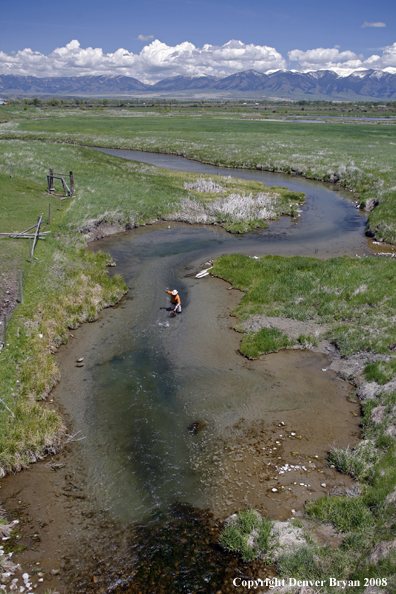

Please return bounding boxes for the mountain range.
[1,69,395,100]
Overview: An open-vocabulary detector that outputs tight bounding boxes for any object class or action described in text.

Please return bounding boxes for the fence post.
[19,270,23,304]
[70,171,74,197]
[49,168,54,192]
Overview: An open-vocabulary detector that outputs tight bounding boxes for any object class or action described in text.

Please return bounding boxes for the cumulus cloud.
[288,43,396,75]
[288,47,363,71]
[0,39,395,81]
[0,38,286,82]
[138,34,154,41]
[362,21,386,28]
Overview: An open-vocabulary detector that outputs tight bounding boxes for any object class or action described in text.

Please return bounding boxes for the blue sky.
[0,0,394,81]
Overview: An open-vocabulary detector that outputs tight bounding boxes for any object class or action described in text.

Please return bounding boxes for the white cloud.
[0,39,395,82]
[288,43,396,76]
[0,38,286,82]
[362,21,386,28]
[138,34,154,41]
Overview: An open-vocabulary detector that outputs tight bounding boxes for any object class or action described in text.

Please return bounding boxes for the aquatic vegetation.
[298,333,318,348]
[328,441,381,480]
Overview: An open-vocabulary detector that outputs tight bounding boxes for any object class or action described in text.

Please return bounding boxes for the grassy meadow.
[0,108,395,240]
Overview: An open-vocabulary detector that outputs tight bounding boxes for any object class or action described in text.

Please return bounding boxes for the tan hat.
[172,290,178,295]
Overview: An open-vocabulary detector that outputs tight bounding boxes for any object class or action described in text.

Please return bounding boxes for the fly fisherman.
[166,287,182,315]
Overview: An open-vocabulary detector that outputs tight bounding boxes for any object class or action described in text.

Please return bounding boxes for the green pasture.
[1,109,395,240]
[0,139,303,233]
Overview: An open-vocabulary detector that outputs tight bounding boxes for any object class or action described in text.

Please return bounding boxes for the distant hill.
[1,69,396,100]
[0,74,148,95]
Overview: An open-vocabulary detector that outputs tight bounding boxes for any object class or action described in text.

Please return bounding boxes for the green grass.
[1,110,396,240]
[240,327,293,358]
[0,140,304,235]
[0,234,127,471]
[365,360,396,385]
[219,509,272,561]
[0,157,129,472]
[0,173,55,307]
[306,496,374,533]
[212,253,396,356]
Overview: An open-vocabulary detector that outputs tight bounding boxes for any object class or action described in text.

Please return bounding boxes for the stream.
[1,150,374,593]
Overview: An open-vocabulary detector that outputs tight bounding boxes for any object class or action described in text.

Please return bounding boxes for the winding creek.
[1,150,378,593]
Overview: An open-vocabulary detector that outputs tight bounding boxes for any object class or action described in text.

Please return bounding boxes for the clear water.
[55,152,369,523]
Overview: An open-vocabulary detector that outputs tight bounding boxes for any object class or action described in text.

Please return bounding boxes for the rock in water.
[188,421,208,435]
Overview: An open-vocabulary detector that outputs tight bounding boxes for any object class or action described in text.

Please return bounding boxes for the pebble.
[321,483,327,488]
[271,488,278,492]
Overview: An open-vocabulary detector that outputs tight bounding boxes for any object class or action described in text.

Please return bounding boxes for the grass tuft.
[240,327,293,358]
[219,509,272,562]
[305,496,374,533]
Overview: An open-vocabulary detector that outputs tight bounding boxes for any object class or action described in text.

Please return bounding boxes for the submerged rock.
[188,420,208,435]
